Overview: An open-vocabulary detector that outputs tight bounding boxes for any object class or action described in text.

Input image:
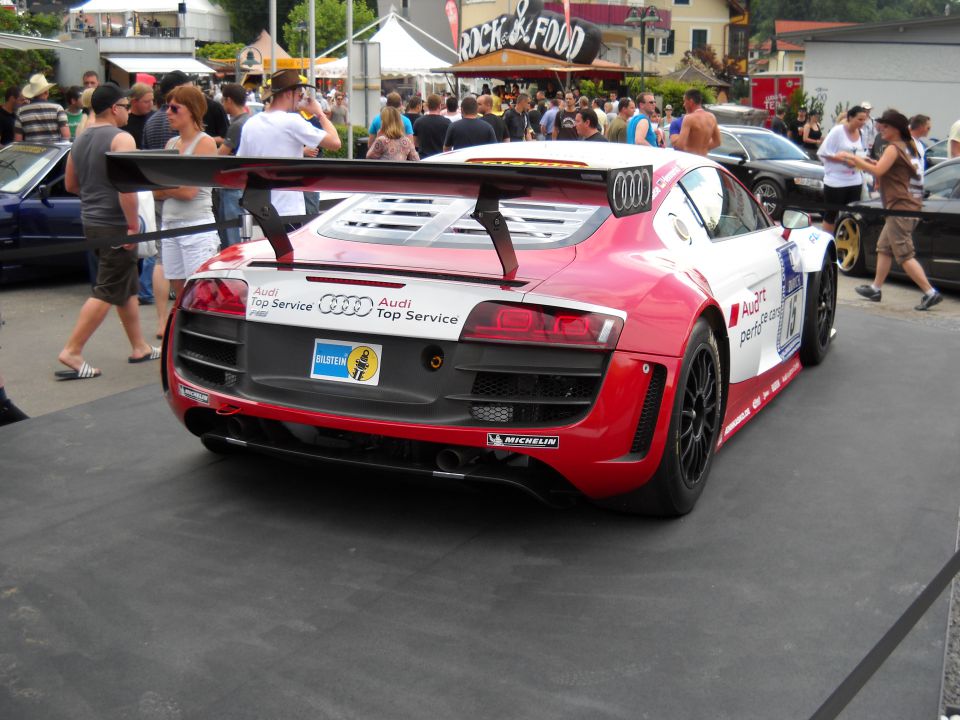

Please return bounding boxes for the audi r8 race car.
[107,142,837,515]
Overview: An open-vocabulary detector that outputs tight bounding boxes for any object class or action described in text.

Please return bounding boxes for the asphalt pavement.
[0,275,959,719]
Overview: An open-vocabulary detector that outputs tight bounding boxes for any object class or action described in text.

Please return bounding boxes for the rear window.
[313,194,610,250]
[0,144,59,194]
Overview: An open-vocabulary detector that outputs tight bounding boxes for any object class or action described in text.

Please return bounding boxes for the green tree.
[196,42,246,60]
[0,10,62,95]
[283,0,376,59]
[216,0,301,46]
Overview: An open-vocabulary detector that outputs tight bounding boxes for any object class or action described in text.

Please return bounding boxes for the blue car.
[0,142,84,283]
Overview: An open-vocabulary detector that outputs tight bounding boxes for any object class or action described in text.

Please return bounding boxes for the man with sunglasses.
[57,83,158,381]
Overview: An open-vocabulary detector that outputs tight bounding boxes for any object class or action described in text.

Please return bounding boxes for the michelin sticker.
[178,384,209,404]
[776,242,803,359]
[487,433,559,449]
[310,339,382,385]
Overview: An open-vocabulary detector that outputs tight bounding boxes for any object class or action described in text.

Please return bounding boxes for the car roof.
[719,125,776,135]
[429,140,698,174]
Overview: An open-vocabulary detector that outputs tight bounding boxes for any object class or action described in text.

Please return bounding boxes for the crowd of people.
[362,85,721,160]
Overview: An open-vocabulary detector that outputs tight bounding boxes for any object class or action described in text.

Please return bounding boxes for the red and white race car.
[108,142,836,515]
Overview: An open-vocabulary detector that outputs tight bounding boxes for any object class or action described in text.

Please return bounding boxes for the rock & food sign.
[459,0,603,65]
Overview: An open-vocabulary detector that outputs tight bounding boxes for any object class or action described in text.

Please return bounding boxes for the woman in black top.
[802,111,823,160]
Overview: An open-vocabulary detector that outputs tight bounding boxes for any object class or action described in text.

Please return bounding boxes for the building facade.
[779,15,960,139]
[457,0,746,78]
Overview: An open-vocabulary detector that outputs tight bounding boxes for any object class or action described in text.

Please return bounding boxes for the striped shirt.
[142,107,177,150]
[14,101,67,142]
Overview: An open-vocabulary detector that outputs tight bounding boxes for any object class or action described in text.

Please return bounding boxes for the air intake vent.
[460,371,600,425]
[630,364,666,456]
[177,316,245,389]
[315,194,607,250]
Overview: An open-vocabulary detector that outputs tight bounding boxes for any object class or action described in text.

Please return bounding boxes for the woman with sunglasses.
[151,85,220,303]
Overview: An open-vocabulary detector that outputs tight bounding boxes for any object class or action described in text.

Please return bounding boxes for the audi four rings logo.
[318,294,374,316]
[608,166,653,217]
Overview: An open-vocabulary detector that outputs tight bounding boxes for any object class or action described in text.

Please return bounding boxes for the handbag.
[136,190,158,259]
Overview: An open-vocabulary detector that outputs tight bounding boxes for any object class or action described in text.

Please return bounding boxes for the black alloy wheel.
[678,340,721,487]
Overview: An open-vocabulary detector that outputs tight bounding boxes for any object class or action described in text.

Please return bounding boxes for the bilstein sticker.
[487,433,559,449]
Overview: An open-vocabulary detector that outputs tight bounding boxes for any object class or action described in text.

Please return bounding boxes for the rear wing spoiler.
[106,153,652,278]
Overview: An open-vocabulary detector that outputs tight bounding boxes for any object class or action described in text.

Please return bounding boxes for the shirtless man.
[673,88,720,156]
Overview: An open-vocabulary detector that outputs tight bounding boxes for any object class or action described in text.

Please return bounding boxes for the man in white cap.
[860,101,877,157]
[14,74,70,142]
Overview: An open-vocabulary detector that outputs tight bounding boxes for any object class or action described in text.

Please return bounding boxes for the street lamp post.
[235,46,262,83]
[625,5,661,94]
[297,20,307,75]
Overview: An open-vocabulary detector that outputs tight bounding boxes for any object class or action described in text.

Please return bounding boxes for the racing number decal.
[776,243,803,359]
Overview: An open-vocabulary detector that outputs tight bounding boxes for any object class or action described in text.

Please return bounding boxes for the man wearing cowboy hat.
[237,69,341,219]
[14,73,70,142]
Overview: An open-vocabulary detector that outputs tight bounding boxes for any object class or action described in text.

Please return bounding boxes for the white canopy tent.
[315,13,454,94]
[68,0,231,42]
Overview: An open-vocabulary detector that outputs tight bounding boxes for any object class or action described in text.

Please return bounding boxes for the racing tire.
[835,215,867,276]
[753,179,784,220]
[599,319,723,516]
[799,254,837,367]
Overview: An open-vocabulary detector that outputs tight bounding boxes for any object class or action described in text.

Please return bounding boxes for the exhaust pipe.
[226,415,252,439]
[436,448,483,473]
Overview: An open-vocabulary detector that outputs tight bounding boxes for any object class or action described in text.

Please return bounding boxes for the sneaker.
[915,290,943,311]
[855,285,882,302]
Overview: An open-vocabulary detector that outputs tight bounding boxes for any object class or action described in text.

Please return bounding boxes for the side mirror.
[731,151,747,164]
[38,184,51,201]
[782,209,812,230]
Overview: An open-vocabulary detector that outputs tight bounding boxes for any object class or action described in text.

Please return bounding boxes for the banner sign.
[444,0,459,52]
[458,0,602,65]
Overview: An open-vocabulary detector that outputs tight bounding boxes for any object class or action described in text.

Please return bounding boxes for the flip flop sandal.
[128,346,162,364]
[55,361,101,380]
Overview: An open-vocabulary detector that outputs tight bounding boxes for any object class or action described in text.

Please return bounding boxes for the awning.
[105,56,214,74]
[437,49,633,80]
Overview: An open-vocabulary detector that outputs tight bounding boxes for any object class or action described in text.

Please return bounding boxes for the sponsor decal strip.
[487,433,560,449]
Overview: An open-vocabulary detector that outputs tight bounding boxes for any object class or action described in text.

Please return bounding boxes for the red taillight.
[180,278,248,316]
[461,302,622,350]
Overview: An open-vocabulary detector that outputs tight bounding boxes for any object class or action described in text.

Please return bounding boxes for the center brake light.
[180,278,248,316]
[461,302,622,350]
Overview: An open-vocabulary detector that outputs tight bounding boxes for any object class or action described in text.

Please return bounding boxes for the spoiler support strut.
[470,183,520,280]
[241,177,294,264]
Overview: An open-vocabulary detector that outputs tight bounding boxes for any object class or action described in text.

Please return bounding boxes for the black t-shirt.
[0,107,16,145]
[413,113,450,158]
[404,111,422,128]
[771,116,788,137]
[555,109,578,140]
[443,117,497,150]
[526,108,542,135]
[481,113,508,142]
[790,119,806,145]
[502,108,529,141]
[203,98,229,140]
[582,132,608,142]
[124,110,155,149]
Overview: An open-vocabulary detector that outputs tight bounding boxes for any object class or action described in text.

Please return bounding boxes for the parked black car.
[707,125,824,220]
[835,157,960,289]
[0,142,84,283]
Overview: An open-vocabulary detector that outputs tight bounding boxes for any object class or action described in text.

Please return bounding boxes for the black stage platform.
[1,307,958,719]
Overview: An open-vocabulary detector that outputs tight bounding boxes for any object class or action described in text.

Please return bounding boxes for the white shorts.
[161,218,220,280]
